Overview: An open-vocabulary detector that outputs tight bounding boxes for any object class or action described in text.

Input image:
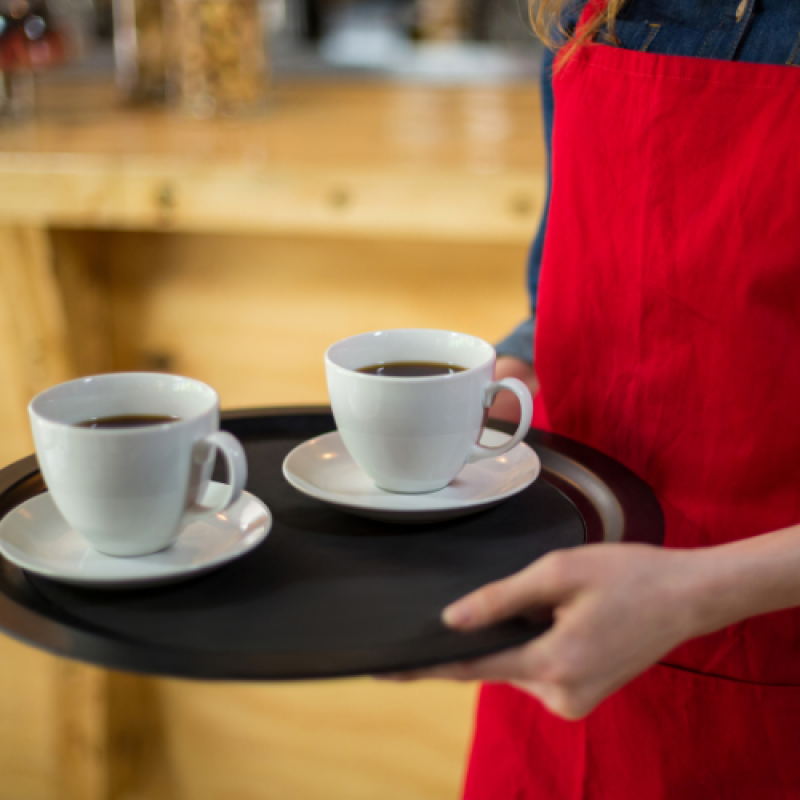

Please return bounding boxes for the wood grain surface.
[0,81,545,241]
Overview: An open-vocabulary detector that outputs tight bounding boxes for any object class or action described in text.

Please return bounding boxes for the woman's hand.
[387,543,710,720]
[490,356,539,422]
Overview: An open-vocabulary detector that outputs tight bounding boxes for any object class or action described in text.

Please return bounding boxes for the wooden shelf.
[0,80,545,242]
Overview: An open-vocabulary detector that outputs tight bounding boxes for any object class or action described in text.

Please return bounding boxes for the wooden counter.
[0,77,545,800]
[0,79,544,239]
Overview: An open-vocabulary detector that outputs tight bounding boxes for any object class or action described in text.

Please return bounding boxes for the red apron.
[464,8,800,799]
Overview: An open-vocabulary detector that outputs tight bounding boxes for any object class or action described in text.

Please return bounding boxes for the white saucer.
[0,481,272,588]
[282,429,541,523]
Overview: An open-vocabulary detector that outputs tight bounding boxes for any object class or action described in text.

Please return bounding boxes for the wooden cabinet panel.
[0,637,57,800]
[104,231,530,408]
[155,680,477,800]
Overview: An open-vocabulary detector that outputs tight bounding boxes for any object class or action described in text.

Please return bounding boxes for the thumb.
[443,550,578,631]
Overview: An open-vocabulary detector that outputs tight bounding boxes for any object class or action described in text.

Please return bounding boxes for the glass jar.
[112,0,167,102]
[166,0,267,118]
[0,0,69,119]
[416,0,465,41]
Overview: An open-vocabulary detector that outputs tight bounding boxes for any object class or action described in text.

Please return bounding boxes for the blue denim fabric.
[494,44,555,364]
[494,0,800,364]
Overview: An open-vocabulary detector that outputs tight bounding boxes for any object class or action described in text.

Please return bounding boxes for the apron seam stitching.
[660,660,800,690]
[570,55,800,90]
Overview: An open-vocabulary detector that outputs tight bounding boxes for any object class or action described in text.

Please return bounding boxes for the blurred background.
[0,0,546,797]
[1,0,544,110]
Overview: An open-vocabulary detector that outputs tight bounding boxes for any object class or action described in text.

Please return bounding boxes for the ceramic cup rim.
[28,372,219,435]
[324,328,495,382]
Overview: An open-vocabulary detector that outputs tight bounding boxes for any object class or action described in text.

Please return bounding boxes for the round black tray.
[0,407,663,680]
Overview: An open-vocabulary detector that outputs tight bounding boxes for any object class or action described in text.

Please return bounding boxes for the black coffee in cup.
[74,414,181,429]
[356,361,467,378]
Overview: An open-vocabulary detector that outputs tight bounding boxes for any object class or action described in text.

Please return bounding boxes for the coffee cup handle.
[190,431,248,514]
[466,377,533,463]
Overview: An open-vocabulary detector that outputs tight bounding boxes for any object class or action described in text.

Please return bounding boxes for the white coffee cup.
[28,373,248,557]
[325,329,533,493]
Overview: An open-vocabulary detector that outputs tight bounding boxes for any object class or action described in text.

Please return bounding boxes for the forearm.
[684,523,800,638]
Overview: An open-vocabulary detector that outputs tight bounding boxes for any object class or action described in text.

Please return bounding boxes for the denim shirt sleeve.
[494,46,555,365]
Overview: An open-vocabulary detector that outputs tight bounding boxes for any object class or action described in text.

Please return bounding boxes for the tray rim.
[0,405,664,680]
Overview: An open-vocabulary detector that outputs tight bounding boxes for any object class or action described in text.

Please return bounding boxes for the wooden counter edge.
[0,158,545,243]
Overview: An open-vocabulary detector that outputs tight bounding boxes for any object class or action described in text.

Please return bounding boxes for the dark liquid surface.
[74,414,181,429]
[356,361,467,378]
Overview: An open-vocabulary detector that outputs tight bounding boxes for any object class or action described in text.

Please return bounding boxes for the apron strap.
[576,0,608,40]
[554,0,607,70]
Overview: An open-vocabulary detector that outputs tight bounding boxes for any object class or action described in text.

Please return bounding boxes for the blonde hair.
[530,0,629,64]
